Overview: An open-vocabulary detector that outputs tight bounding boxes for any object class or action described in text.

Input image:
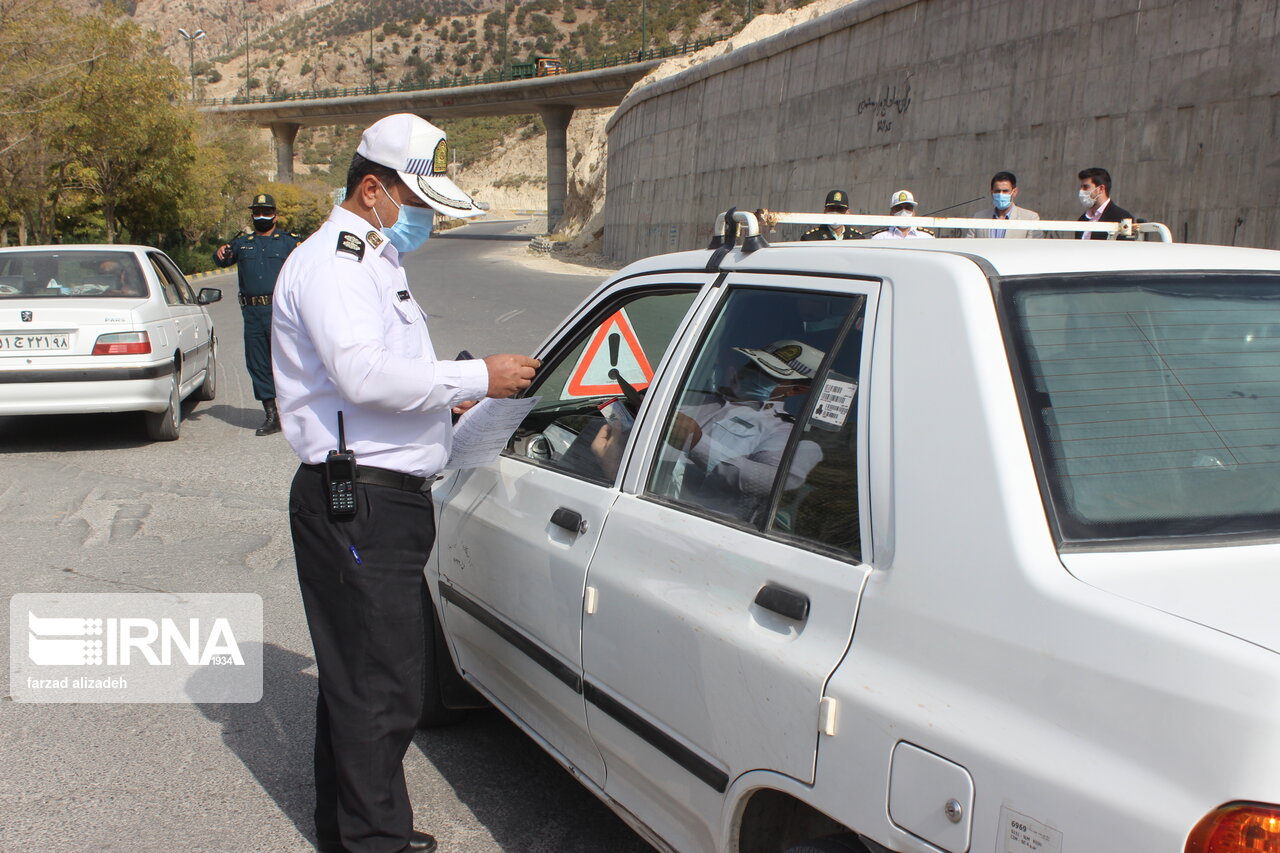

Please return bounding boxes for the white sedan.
[0,245,221,440]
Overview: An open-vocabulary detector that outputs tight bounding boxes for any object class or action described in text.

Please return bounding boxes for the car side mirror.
[197,287,222,305]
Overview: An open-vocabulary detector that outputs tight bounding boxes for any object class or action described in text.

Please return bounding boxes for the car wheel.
[783,835,869,853]
[144,374,182,441]
[194,337,217,402]
[418,587,470,729]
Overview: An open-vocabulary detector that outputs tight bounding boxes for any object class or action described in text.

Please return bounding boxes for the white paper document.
[446,396,540,469]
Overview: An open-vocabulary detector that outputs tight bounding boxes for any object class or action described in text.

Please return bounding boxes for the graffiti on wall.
[857,79,912,132]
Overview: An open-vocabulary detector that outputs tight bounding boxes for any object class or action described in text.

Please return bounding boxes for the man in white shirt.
[871,189,935,239]
[593,340,825,522]
[272,113,538,853]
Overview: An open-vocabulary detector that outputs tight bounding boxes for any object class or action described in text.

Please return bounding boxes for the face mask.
[1079,188,1097,208]
[386,204,434,254]
[375,181,434,254]
[894,208,915,218]
[732,369,777,403]
[252,216,274,233]
[992,192,1012,211]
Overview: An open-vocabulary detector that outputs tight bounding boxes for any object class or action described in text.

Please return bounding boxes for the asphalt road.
[0,220,651,853]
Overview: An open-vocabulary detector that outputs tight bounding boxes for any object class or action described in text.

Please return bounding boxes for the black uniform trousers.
[288,464,433,853]
[243,303,276,401]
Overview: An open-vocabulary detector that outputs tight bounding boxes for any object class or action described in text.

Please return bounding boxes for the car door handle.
[753,584,810,622]
[550,507,587,534]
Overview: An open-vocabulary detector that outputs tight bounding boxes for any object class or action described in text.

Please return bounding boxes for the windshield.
[0,250,150,299]
[1002,273,1280,545]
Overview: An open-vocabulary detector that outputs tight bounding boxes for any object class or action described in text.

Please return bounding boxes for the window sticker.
[811,377,857,429]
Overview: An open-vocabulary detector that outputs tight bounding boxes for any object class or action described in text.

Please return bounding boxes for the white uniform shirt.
[665,393,823,521]
[272,206,490,477]
[871,225,935,240]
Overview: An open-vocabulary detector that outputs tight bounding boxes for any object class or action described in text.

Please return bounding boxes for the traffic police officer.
[213,193,299,435]
[272,113,538,853]
[801,189,865,241]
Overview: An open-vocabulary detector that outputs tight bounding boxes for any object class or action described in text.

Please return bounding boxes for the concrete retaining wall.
[604,0,1280,262]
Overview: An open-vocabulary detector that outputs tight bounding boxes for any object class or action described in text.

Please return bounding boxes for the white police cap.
[356,113,483,218]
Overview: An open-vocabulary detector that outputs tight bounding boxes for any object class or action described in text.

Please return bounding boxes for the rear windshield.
[1001,273,1280,545]
[0,251,149,299]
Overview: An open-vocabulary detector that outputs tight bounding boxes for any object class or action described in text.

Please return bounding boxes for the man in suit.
[1077,167,1134,239]
[963,171,1041,238]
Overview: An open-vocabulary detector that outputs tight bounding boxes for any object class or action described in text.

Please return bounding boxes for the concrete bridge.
[201,59,666,223]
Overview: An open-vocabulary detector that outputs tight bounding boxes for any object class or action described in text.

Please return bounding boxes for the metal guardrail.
[200,36,727,107]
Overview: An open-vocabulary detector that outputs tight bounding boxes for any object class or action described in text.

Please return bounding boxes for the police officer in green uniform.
[801,189,865,241]
[213,193,300,435]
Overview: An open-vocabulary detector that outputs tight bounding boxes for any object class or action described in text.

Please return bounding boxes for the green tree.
[58,16,196,243]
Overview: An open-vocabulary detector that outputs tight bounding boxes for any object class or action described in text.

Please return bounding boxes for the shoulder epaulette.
[336,231,365,261]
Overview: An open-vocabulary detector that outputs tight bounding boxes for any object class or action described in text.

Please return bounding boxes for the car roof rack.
[706,208,1174,263]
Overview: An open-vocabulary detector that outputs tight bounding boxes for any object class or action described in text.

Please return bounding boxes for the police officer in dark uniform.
[801,189,865,241]
[213,193,300,435]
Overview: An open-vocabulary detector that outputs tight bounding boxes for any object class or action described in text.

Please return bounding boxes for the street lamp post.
[641,0,647,56]
[177,27,206,100]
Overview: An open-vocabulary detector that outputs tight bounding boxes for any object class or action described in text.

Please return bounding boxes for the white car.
[0,245,221,440]
[425,212,1280,853]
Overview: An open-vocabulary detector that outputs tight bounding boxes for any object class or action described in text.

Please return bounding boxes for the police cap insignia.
[432,139,448,175]
[365,230,384,249]
[772,344,803,364]
[336,231,365,261]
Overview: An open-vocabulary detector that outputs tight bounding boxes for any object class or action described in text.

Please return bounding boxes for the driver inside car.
[593,339,825,523]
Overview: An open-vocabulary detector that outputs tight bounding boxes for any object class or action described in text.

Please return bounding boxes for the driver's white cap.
[356,113,482,218]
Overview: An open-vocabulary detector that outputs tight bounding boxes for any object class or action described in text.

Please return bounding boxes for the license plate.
[0,333,71,351]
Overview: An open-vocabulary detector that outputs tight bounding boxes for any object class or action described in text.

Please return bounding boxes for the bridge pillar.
[538,105,574,229]
[271,122,301,183]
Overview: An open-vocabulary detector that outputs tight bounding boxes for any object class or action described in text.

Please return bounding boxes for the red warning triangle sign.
[564,308,655,398]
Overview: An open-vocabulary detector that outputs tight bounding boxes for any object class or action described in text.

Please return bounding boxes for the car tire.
[783,835,869,853]
[144,374,182,441]
[418,587,469,729]
[194,338,217,402]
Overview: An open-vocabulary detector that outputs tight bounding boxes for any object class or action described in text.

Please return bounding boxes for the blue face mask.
[992,192,1013,211]
[386,203,434,253]
[732,368,777,403]
[376,181,434,254]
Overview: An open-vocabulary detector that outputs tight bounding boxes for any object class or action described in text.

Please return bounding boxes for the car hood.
[1062,543,1280,655]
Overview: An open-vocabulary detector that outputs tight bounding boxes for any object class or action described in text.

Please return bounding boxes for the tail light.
[1187,802,1280,853]
[92,331,151,355]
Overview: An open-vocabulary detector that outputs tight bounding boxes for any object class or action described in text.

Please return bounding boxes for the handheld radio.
[325,411,357,517]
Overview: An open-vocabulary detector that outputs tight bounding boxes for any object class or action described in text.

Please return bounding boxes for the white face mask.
[1079,188,1097,208]
[894,208,915,217]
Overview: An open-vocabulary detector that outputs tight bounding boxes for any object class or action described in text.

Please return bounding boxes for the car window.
[149,253,192,305]
[0,250,149,299]
[1003,273,1280,544]
[766,301,866,560]
[646,287,865,550]
[505,287,700,483]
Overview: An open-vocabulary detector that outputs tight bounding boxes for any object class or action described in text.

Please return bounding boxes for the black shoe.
[255,399,281,436]
[315,830,436,853]
[407,832,437,853]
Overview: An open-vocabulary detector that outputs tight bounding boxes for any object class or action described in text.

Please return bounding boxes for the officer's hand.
[451,400,479,416]
[483,354,540,398]
[666,412,702,451]
[216,244,231,261]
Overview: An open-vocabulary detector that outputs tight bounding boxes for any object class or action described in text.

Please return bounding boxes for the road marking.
[496,309,524,323]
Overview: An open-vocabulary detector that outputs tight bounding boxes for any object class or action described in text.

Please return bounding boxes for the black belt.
[303,463,434,493]
[239,293,272,307]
